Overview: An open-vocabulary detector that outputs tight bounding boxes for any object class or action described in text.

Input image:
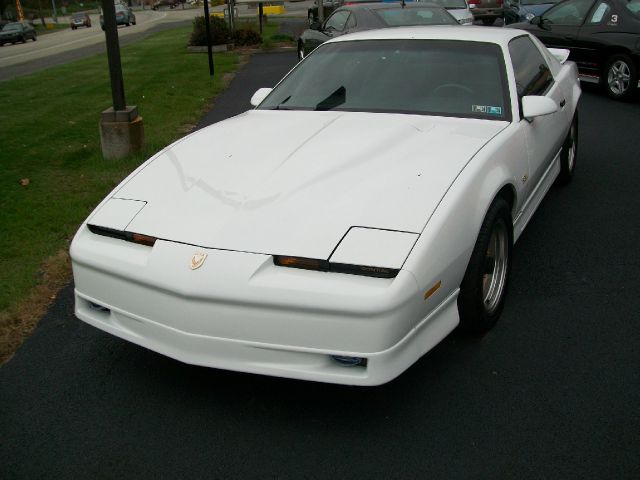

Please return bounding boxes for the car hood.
[107,110,507,259]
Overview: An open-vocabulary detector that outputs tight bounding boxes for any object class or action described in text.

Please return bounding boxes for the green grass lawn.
[0,26,240,317]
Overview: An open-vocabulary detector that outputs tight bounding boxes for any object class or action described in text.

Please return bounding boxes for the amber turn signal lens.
[88,225,157,248]
[273,256,329,271]
[273,256,399,279]
[131,233,157,247]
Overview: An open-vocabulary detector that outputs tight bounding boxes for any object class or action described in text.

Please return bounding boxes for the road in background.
[1,49,638,478]
[0,2,312,81]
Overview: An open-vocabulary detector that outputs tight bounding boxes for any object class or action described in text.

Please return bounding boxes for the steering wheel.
[432,83,474,97]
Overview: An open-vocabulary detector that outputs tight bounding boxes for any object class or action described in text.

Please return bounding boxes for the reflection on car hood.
[114,110,507,259]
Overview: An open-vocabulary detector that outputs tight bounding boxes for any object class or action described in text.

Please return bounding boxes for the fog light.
[331,355,367,367]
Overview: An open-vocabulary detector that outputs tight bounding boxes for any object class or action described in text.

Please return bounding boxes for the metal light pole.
[99,0,143,159]
[202,0,214,76]
[101,0,126,110]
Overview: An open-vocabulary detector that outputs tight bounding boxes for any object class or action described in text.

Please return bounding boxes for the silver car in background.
[419,0,474,25]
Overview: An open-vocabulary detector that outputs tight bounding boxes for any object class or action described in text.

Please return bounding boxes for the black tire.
[482,17,496,26]
[603,53,637,101]
[557,113,578,185]
[21,35,26,43]
[458,197,513,334]
[126,22,130,27]
[32,35,36,41]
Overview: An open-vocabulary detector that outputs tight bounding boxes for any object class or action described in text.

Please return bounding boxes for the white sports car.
[71,26,580,386]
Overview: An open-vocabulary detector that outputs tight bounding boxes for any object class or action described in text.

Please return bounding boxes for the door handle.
[560,99,566,108]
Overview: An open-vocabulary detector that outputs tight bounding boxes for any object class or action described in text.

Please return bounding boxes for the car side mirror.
[530,16,541,25]
[250,88,273,107]
[522,95,558,121]
[310,21,321,31]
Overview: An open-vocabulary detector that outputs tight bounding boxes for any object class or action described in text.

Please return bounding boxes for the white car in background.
[71,26,580,386]
[419,0,475,25]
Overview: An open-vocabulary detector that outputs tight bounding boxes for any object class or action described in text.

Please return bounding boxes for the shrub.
[232,28,262,46]
[189,15,231,46]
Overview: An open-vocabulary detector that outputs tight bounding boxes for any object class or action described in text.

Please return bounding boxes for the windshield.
[259,40,510,121]
[73,13,85,19]
[374,7,457,25]
[419,0,468,8]
[4,23,22,31]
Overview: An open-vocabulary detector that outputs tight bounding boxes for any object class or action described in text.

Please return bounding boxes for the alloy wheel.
[608,60,631,96]
[482,219,509,315]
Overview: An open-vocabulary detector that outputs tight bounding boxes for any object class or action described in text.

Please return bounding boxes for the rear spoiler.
[548,48,570,64]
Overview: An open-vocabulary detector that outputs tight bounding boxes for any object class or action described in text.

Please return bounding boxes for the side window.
[324,11,350,32]
[509,36,554,97]
[588,1,612,23]
[346,13,356,29]
[543,0,595,25]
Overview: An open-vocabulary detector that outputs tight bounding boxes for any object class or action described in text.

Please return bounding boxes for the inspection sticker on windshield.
[472,105,502,116]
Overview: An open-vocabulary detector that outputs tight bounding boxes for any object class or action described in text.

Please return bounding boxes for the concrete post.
[99,107,144,160]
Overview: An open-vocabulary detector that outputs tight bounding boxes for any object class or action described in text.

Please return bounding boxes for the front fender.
[402,124,525,323]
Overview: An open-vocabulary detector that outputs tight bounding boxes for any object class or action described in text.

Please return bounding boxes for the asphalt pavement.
[1,52,639,479]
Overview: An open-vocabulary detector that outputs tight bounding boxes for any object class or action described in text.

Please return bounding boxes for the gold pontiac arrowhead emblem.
[190,252,208,270]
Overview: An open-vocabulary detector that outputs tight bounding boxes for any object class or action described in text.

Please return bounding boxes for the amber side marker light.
[274,256,399,279]
[88,225,157,247]
[424,280,441,301]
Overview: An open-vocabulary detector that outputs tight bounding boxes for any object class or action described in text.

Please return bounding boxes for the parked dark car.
[99,4,137,29]
[512,0,640,100]
[299,3,458,60]
[71,12,92,29]
[467,0,504,24]
[503,0,562,23]
[0,22,37,45]
[153,0,179,10]
[308,0,394,25]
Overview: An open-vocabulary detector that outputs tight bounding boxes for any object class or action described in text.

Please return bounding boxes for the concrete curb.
[187,44,295,54]
[187,44,235,53]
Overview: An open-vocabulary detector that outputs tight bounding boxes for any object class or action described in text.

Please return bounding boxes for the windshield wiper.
[315,86,346,111]
[264,95,294,110]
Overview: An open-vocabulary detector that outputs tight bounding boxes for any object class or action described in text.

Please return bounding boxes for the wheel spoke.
[482,220,509,314]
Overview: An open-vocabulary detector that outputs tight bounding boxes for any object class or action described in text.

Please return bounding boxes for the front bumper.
[71,226,458,385]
